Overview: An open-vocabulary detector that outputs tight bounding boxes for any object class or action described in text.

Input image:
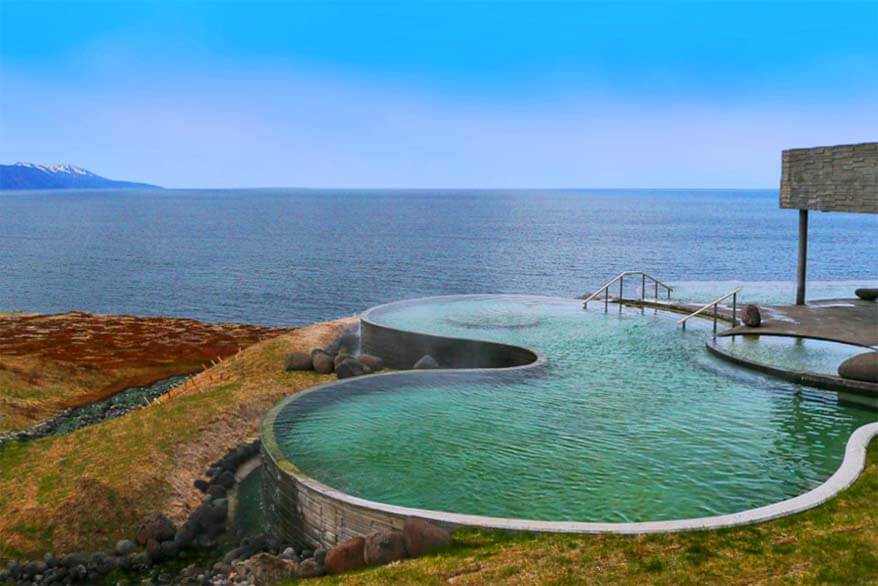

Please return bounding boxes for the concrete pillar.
[796,209,808,305]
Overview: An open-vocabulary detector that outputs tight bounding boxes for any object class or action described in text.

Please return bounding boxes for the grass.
[0,317,355,561]
[293,440,877,585]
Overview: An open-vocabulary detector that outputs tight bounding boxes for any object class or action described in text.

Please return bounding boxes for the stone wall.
[780,142,878,213]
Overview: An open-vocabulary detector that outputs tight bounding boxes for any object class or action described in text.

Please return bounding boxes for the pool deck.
[718,298,878,348]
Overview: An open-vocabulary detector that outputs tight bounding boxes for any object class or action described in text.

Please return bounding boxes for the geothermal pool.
[271,295,875,523]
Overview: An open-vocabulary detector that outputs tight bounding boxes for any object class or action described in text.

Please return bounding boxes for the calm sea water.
[0,188,875,326]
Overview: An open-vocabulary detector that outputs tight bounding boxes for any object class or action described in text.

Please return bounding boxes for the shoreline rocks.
[838,351,878,383]
[740,304,762,327]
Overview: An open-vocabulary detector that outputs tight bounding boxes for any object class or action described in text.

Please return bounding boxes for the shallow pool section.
[712,335,869,377]
[273,296,875,523]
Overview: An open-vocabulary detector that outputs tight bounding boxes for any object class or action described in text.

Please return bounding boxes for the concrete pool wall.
[261,297,878,549]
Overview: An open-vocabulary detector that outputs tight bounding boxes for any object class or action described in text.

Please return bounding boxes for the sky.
[1,1,876,188]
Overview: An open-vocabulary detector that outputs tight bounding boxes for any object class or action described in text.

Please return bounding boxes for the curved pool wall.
[262,295,877,549]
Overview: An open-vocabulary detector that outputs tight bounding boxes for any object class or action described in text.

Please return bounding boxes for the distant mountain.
[0,162,161,190]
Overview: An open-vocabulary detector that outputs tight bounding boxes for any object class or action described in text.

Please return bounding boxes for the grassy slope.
[0,317,355,560]
[301,441,877,585]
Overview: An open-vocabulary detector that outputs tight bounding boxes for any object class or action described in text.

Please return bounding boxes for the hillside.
[0,163,160,190]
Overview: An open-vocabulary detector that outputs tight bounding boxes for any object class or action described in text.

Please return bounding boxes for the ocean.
[0,188,875,326]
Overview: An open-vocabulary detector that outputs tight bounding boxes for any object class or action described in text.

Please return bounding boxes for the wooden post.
[796,209,808,305]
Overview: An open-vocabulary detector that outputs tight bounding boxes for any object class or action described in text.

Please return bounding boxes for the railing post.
[641,274,645,303]
[604,286,608,312]
[654,281,658,300]
[713,303,718,334]
[619,275,624,313]
[732,292,737,326]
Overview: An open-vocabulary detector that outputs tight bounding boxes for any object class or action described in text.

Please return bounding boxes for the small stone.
[194,478,210,493]
[403,518,451,557]
[207,484,228,499]
[324,537,366,574]
[364,530,407,566]
[357,354,385,371]
[136,512,177,545]
[43,552,58,567]
[115,539,137,556]
[413,355,441,370]
[334,352,353,369]
[216,469,235,490]
[284,351,313,371]
[234,553,299,584]
[297,557,323,578]
[174,521,198,548]
[740,304,762,327]
[280,547,297,561]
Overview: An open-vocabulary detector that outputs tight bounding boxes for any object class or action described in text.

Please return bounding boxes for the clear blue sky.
[1,1,876,188]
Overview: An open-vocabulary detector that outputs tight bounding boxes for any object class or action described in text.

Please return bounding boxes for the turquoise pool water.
[274,295,875,522]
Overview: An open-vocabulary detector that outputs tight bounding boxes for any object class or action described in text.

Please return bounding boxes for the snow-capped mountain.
[0,162,161,190]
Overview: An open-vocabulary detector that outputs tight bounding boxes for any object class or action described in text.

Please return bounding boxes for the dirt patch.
[0,312,294,432]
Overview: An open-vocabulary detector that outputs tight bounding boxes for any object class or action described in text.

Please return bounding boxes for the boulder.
[312,350,335,374]
[216,470,236,490]
[207,483,228,499]
[336,358,367,379]
[235,553,301,585]
[298,557,323,578]
[324,537,366,574]
[284,351,313,371]
[740,304,762,327]
[136,512,176,545]
[364,530,407,566]
[413,355,440,370]
[194,479,210,493]
[357,354,385,372]
[403,518,451,557]
[838,352,878,383]
[855,288,878,301]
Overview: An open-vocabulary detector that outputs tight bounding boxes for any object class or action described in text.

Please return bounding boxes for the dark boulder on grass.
[413,355,441,370]
[336,358,367,379]
[324,537,366,574]
[740,304,762,327]
[334,352,354,370]
[357,354,385,372]
[838,352,878,383]
[364,530,407,566]
[136,512,176,545]
[115,539,136,556]
[312,350,335,374]
[403,518,451,557]
[284,351,313,371]
[855,288,878,301]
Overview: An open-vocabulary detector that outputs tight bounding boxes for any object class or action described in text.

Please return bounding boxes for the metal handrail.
[583,271,673,310]
[678,287,742,333]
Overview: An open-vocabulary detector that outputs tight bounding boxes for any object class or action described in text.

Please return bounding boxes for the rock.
[174,521,198,548]
[68,564,87,581]
[136,512,177,545]
[838,352,878,383]
[336,358,367,379]
[298,557,323,578]
[314,547,327,565]
[115,539,137,556]
[403,518,451,557]
[159,540,179,560]
[217,469,236,490]
[284,351,313,371]
[740,304,762,327]
[413,355,441,370]
[855,288,878,301]
[364,530,407,566]
[224,546,248,564]
[194,478,210,493]
[312,351,335,374]
[207,483,228,499]
[61,553,88,568]
[129,552,152,571]
[280,547,297,561]
[334,352,354,370]
[43,552,58,567]
[324,537,366,574]
[235,553,300,585]
[357,354,385,371]
[146,538,162,561]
